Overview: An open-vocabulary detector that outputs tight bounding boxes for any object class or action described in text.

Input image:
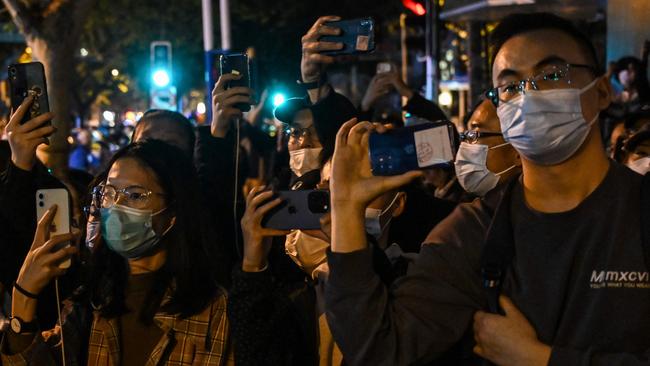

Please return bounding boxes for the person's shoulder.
[422,197,493,249]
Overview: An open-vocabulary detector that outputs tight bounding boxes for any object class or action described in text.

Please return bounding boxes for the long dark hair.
[75,139,222,320]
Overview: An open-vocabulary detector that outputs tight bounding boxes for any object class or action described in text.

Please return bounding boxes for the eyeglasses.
[284,124,314,139]
[460,130,503,144]
[99,184,165,209]
[485,63,597,107]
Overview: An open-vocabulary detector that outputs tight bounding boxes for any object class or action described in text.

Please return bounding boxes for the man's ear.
[391,192,407,218]
[597,76,613,111]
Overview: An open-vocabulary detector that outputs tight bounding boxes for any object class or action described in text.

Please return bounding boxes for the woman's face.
[105,157,172,235]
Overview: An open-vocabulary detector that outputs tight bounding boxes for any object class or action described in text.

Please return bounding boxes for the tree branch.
[2,0,35,36]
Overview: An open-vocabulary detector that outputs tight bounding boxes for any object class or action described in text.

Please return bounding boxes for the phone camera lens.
[9,68,16,75]
[308,191,330,214]
[38,193,44,199]
[39,201,44,207]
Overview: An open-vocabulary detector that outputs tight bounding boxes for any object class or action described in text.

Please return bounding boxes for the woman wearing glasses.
[2,139,234,365]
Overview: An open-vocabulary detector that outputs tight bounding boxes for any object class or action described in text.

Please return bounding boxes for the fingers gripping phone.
[36,189,72,269]
[219,53,252,112]
[8,62,50,125]
[321,17,376,56]
[369,121,457,176]
[262,190,330,230]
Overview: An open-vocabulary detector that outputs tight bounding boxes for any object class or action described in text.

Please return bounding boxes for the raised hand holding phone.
[210,72,255,138]
[240,186,290,272]
[329,119,422,253]
[14,205,78,314]
[5,96,55,171]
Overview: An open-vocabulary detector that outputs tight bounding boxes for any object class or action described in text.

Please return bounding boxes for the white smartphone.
[36,188,71,269]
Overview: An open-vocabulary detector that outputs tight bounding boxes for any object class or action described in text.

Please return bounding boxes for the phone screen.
[369,122,456,176]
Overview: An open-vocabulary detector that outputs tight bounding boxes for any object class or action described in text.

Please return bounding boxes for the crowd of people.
[0,11,649,366]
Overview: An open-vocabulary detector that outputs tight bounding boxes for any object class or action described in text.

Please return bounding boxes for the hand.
[361,73,393,112]
[301,15,343,83]
[473,296,551,366]
[15,205,79,298]
[241,186,290,272]
[210,73,255,138]
[330,119,422,212]
[5,96,56,171]
[384,71,414,99]
[247,89,269,126]
[319,212,332,241]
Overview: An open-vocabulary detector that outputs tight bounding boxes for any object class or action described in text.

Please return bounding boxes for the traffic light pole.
[220,0,231,51]
[425,0,440,102]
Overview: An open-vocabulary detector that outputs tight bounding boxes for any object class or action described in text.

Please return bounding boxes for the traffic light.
[150,41,177,110]
[151,41,172,86]
[402,0,426,15]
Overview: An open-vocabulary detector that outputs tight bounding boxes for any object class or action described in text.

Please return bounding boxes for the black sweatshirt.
[325,162,650,365]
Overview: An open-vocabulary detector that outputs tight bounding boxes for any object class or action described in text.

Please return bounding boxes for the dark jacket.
[324,162,650,366]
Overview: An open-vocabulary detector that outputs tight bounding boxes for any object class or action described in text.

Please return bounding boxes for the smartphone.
[321,17,376,56]
[376,62,393,74]
[262,190,330,230]
[369,121,457,176]
[219,53,252,112]
[8,62,50,125]
[36,189,72,269]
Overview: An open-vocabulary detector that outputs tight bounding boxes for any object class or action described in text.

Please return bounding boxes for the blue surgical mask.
[100,204,172,259]
[496,78,600,165]
[454,142,517,197]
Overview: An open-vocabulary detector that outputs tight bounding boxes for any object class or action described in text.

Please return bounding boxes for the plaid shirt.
[1,292,234,366]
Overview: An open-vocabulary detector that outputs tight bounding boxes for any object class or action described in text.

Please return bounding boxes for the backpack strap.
[480,176,519,315]
[641,173,650,272]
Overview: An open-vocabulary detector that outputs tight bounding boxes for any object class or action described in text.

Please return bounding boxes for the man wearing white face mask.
[324,13,650,366]
[455,99,521,197]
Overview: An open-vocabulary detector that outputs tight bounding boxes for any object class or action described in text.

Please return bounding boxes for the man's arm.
[325,201,489,365]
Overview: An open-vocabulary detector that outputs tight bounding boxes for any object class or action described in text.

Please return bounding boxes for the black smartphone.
[219,53,252,112]
[8,62,50,124]
[369,121,457,176]
[262,190,330,230]
[321,17,376,56]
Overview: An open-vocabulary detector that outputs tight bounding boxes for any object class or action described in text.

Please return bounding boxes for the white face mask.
[365,193,401,240]
[627,156,650,175]
[289,147,322,177]
[496,78,600,166]
[285,230,329,279]
[454,142,517,196]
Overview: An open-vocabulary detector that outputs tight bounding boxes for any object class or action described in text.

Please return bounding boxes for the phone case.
[321,17,376,56]
[369,121,457,176]
[36,189,71,269]
[262,190,330,230]
[8,62,50,125]
[219,53,251,112]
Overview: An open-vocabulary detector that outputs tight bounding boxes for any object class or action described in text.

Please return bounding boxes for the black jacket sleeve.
[324,200,491,366]
[403,93,448,122]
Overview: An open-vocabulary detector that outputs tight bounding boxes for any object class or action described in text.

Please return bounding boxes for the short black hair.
[490,12,601,74]
[134,110,196,157]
